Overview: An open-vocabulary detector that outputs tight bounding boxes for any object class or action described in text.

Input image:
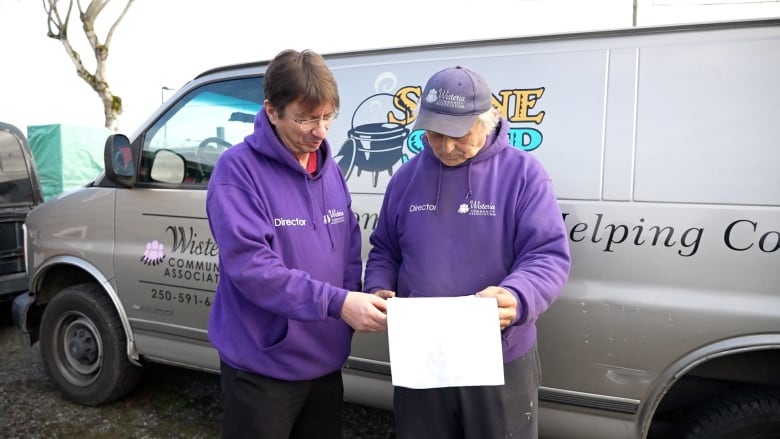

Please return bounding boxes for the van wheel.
[39,283,142,405]
[681,387,780,439]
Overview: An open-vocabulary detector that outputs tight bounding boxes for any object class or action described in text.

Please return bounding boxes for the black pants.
[393,345,541,439]
[220,360,344,439]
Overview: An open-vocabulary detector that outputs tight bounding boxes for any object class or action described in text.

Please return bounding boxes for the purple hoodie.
[206,111,362,380]
[365,119,571,363]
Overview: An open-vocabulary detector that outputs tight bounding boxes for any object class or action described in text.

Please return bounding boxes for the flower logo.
[425,88,439,104]
[141,240,165,265]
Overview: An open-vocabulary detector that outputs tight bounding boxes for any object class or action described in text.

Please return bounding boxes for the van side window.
[139,77,264,186]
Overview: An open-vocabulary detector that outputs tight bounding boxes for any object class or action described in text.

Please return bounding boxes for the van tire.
[681,387,780,439]
[39,283,142,406]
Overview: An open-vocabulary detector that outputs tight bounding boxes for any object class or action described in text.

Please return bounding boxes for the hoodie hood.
[420,118,510,209]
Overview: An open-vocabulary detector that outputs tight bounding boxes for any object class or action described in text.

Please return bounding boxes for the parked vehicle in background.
[12,18,780,439]
[0,122,43,304]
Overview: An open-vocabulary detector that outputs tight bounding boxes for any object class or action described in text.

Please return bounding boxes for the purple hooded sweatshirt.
[364,119,571,363]
[206,110,362,380]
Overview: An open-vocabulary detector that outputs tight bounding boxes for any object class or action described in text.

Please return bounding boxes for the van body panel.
[17,19,780,438]
[25,188,116,284]
[632,38,780,205]
[113,187,214,332]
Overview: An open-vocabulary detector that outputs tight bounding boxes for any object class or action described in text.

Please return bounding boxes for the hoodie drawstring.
[320,180,336,250]
[465,162,474,205]
[434,162,443,214]
[304,174,317,231]
[304,174,336,250]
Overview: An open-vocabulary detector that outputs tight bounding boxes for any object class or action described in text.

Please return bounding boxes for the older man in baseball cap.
[364,65,571,439]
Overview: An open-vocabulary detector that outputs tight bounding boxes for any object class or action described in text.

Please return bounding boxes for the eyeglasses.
[292,112,339,131]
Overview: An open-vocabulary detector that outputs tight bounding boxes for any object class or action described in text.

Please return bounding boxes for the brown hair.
[263,49,340,117]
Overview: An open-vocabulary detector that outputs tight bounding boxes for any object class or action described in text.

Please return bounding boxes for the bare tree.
[43,0,134,132]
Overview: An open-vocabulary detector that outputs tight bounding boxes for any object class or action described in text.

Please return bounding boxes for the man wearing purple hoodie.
[206,49,390,439]
[365,66,571,438]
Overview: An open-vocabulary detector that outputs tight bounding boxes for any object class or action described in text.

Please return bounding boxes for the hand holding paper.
[475,286,518,329]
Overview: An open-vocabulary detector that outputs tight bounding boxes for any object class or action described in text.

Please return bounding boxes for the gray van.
[0,122,43,304]
[13,19,780,439]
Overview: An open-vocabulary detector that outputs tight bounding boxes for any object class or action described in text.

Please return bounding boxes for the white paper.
[386,296,505,389]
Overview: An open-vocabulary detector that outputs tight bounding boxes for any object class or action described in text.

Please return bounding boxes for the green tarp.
[27,124,107,201]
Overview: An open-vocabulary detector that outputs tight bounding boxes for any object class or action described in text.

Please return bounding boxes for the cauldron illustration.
[336,93,410,188]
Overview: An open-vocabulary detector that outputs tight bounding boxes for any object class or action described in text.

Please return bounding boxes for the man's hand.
[372,289,395,300]
[341,291,390,332]
[476,286,518,329]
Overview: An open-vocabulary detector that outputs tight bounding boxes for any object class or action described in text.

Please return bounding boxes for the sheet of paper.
[386,296,505,389]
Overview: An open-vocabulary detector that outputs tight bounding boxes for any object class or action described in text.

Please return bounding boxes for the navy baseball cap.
[413,66,493,138]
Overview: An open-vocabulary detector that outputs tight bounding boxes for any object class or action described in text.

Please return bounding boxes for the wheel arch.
[639,334,780,437]
[28,256,140,365]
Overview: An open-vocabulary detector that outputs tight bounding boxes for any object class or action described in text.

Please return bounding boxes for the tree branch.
[105,0,133,47]
[43,0,73,40]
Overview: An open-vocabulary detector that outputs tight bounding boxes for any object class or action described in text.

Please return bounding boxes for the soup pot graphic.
[336,93,410,188]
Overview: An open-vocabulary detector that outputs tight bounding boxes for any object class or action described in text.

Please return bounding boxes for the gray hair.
[478,107,500,130]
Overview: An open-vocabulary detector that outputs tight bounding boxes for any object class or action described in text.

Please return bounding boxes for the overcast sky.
[1,0,778,134]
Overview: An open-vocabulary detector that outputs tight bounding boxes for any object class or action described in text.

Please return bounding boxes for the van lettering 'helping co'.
[563,213,779,257]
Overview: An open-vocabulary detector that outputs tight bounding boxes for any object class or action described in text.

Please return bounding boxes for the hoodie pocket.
[258,316,289,352]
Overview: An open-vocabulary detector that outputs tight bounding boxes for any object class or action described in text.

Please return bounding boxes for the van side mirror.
[104,134,138,188]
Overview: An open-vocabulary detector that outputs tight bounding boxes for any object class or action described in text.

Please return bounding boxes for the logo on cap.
[425,88,467,110]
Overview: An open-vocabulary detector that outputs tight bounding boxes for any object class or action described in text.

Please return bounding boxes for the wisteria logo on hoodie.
[323,208,346,225]
[461,199,496,217]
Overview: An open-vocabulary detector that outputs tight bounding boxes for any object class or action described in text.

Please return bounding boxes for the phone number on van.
[151,288,212,307]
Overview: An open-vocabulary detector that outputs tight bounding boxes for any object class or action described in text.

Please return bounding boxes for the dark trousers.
[220,360,344,439]
[393,344,541,439]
